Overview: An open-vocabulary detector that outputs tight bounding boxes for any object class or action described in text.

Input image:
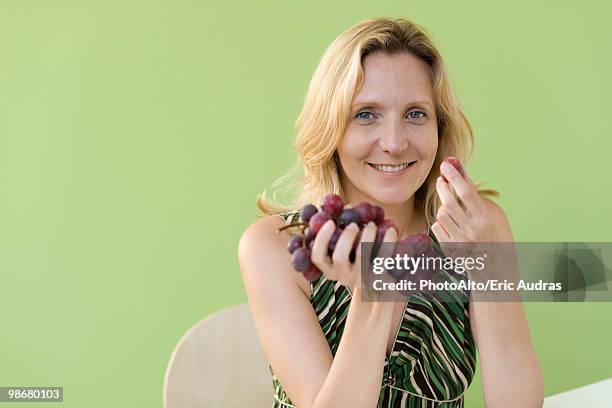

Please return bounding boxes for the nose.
[378,119,408,155]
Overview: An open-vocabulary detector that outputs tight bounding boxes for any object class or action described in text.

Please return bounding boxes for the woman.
[238,17,544,407]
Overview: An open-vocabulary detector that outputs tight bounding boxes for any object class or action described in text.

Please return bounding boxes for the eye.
[407,110,427,119]
[355,111,375,121]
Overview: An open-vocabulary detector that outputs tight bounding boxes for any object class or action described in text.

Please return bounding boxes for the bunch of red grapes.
[282,194,435,282]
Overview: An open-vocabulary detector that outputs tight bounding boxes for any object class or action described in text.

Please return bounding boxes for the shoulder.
[238,211,300,252]
[238,212,311,296]
[481,198,504,219]
[238,214,288,264]
[481,198,514,242]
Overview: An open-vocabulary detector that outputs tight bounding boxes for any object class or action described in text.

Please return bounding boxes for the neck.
[383,199,416,238]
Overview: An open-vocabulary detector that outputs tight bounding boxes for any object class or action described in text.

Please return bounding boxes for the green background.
[1,1,610,407]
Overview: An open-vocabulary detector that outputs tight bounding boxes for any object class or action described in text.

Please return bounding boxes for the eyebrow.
[351,100,434,110]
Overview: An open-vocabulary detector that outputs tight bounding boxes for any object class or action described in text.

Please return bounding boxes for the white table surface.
[543,377,612,407]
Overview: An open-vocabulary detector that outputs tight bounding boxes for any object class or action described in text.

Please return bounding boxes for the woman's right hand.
[310,220,398,293]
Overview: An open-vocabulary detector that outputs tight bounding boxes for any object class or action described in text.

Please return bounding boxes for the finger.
[436,176,469,226]
[451,157,475,185]
[331,222,360,266]
[356,221,376,264]
[430,220,459,262]
[355,222,376,291]
[436,206,461,238]
[366,227,398,290]
[440,161,485,215]
[310,220,335,274]
[359,221,377,243]
[376,226,398,265]
[431,221,450,243]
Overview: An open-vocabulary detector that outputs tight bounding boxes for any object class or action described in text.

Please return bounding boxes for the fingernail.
[441,161,452,173]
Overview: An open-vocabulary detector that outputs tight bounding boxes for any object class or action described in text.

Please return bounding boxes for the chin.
[368,189,414,206]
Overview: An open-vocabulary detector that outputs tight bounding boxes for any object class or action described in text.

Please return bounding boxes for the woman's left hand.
[432,158,501,243]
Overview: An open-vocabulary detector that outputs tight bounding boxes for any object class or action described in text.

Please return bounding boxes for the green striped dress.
[271,210,477,407]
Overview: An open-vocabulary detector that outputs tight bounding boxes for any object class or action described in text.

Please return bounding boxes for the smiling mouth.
[367,161,416,174]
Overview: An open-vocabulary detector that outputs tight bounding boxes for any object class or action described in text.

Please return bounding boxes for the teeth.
[371,162,411,173]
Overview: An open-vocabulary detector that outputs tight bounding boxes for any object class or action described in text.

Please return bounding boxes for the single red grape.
[402,232,431,244]
[396,232,431,257]
[303,265,322,282]
[338,208,361,228]
[354,202,375,224]
[291,247,312,272]
[309,211,332,235]
[372,205,385,225]
[300,204,318,223]
[287,235,303,254]
[321,194,344,217]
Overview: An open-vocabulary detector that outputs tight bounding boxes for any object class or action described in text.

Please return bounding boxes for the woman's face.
[337,51,438,206]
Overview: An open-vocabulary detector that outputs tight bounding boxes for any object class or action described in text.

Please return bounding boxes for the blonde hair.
[257,16,499,226]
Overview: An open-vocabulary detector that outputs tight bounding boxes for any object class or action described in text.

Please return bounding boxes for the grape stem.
[277,222,307,234]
